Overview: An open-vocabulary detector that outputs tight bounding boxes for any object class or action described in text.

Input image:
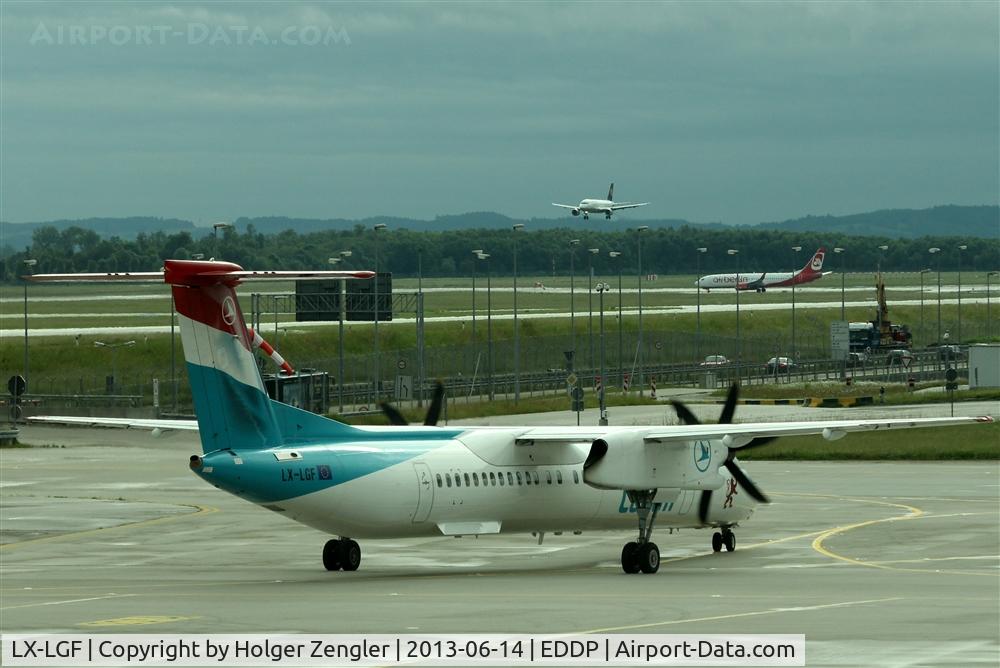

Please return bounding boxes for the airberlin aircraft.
[29,261,992,575]
[698,248,831,292]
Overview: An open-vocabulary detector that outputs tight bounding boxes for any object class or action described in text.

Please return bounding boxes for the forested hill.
[2,205,996,258]
[758,205,998,239]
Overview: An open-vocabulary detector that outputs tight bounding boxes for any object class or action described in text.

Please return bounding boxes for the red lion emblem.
[723,478,738,508]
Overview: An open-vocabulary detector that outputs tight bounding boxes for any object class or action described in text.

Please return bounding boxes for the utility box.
[968,344,1000,389]
[700,372,717,389]
[264,370,329,414]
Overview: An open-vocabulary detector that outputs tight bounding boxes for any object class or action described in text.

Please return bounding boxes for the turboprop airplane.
[552,182,649,220]
[697,247,832,292]
[28,260,992,575]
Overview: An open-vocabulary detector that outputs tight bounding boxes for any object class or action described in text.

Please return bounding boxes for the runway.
[2,421,998,666]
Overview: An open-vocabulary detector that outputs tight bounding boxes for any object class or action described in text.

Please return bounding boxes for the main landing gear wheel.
[620,490,663,574]
[638,542,660,573]
[722,529,736,552]
[323,538,362,571]
[621,542,640,574]
[712,532,723,553]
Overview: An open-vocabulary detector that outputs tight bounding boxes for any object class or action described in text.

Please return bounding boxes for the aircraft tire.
[322,539,343,571]
[621,542,641,574]
[712,532,723,553]
[638,542,660,574]
[723,531,736,552]
[342,539,362,571]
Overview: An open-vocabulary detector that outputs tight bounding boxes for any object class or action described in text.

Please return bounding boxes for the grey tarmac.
[1,405,997,667]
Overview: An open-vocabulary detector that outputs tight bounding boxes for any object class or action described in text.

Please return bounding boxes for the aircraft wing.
[551,203,578,209]
[515,416,992,446]
[609,202,649,210]
[27,415,199,432]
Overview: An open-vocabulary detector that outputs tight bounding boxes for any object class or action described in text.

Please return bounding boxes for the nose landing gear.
[621,490,661,574]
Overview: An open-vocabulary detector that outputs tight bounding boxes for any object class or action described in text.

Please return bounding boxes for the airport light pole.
[212,222,232,259]
[568,239,580,363]
[587,247,599,372]
[373,224,387,403]
[919,268,931,344]
[512,223,524,403]
[479,252,494,400]
[609,251,623,390]
[929,247,941,344]
[596,282,610,425]
[957,244,967,344]
[695,247,707,360]
[471,249,483,349]
[332,252,351,413]
[877,244,888,274]
[833,247,845,321]
[22,258,36,395]
[728,249,740,366]
[94,340,136,394]
[791,245,801,357]
[988,271,998,340]
[636,226,649,394]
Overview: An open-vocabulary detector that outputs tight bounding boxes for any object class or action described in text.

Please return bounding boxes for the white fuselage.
[577,198,615,215]
[235,436,755,540]
[697,271,795,291]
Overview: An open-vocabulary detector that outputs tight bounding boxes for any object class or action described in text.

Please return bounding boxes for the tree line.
[2,223,997,282]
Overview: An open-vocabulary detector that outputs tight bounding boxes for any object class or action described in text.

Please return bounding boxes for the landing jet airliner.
[552,183,649,220]
[698,248,832,292]
[29,261,992,575]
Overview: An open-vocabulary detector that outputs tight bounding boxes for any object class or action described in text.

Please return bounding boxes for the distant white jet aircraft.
[553,183,649,220]
[697,248,832,293]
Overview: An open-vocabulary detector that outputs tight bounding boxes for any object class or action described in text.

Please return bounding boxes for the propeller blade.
[424,382,445,426]
[698,489,713,524]
[380,402,408,426]
[718,383,740,424]
[670,399,702,425]
[724,460,769,504]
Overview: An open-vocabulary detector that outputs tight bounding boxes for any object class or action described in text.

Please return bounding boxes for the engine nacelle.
[583,433,726,491]
[571,208,580,216]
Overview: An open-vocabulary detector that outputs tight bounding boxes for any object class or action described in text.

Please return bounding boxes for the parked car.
[846,351,868,367]
[764,357,795,374]
[699,355,730,367]
[885,349,914,367]
[938,345,964,361]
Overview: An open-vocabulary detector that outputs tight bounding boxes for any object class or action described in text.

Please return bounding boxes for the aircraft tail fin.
[164,260,369,453]
[607,182,615,201]
[800,248,826,277]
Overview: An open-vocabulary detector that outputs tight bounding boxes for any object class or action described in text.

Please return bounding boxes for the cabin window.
[532,471,540,485]
[506,472,513,486]
[445,474,452,487]
[573,470,580,484]
[472,472,480,487]
[464,473,471,487]
[436,474,443,488]
[455,473,462,487]
[516,472,523,485]
[489,471,496,485]
[556,471,563,484]
[546,471,552,484]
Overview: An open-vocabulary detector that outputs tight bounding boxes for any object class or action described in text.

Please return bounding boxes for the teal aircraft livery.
[29,261,994,575]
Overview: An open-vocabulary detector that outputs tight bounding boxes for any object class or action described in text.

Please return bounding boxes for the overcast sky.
[1,1,997,226]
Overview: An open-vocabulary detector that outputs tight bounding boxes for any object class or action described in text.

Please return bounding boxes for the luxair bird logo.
[811,252,824,271]
[694,441,712,472]
[221,297,238,326]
